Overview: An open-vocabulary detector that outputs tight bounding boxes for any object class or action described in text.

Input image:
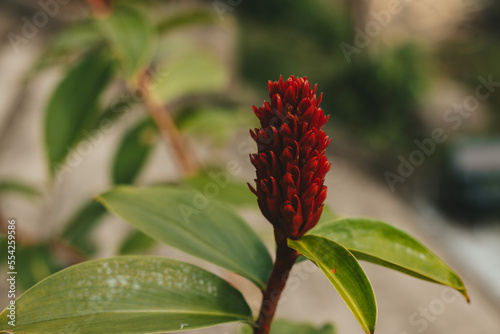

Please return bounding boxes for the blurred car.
[439,138,500,219]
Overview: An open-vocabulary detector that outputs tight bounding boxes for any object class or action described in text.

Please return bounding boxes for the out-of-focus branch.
[85,0,113,16]
[138,71,198,177]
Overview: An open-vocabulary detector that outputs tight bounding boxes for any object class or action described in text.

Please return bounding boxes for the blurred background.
[0,0,499,333]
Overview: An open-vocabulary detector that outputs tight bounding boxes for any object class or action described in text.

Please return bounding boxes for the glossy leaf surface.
[0,256,252,333]
[309,218,468,300]
[98,186,272,290]
[289,236,377,334]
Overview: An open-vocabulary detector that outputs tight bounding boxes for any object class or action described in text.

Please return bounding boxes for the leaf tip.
[462,289,470,303]
[94,194,105,204]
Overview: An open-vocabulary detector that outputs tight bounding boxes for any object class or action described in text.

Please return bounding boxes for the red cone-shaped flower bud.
[249,75,331,239]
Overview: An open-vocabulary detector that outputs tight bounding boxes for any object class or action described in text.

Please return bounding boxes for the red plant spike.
[249,75,331,239]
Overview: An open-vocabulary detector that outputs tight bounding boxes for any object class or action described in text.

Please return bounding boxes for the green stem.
[254,230,299,334]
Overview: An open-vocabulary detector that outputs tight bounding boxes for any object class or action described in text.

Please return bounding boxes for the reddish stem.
[138,71,198,177]
[254,230,299,334]
[85,0,113,16]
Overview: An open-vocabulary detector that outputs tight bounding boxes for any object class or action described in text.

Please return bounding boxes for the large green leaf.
[308,218,468,300]
[271,319,336,334]
[288,236,377,334]
[156,9,219,34]
[0,256,252,333]
[185,169,256,207]
[98,5,154,82]
[112,118,157,184]
[152,52,228,103]
[175,107,254,145]
[97,186,272,290]
[119,230,157,255]
[44,48,114,174]
[61,200,107,256]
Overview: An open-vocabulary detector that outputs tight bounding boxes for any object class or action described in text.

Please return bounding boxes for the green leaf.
[61,200,107,256]
[0,237,61,291]
[44,48,114,174]
[26,21,102,80]
[119,230,157,255]
[97,186,272,290]
[112,118,157,184]
[152,52,228,103]
[288,236,377,334]
[15,244,62,291]
[317,205,338,225]
[296,205,337,263]
[0,256,253,333]
[0,180,41,197]
[157,9,219,34]
[185,169,256,207]
[271,319,336,334]
[175,107,253,145]
[308,218,468,300]
[92,97,137,134]
[98,5,155,82]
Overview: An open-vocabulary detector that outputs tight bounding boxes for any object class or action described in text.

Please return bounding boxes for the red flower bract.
[249,75,331,239]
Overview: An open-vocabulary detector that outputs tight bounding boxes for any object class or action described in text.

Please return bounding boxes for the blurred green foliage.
[438,1,500,131]
[236,0,429,151]
[326,44,428,150]
[10,0,498,297]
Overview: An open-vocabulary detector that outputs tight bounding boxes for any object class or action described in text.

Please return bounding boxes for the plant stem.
[254,230,299,334]
[85,0,113,16]
[138,71,198,177]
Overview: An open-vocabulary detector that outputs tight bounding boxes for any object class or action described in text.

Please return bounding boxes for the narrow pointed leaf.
[288,236,376,334]
[98,5,154,82]
[309,218,468,300]
[61,200,107,256]
[0,256,252,333]
[97,186,272,290]
[112,118,157,185]
[44,48,114,174]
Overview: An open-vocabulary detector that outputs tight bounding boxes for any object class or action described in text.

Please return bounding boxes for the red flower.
[249,75,331,239]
